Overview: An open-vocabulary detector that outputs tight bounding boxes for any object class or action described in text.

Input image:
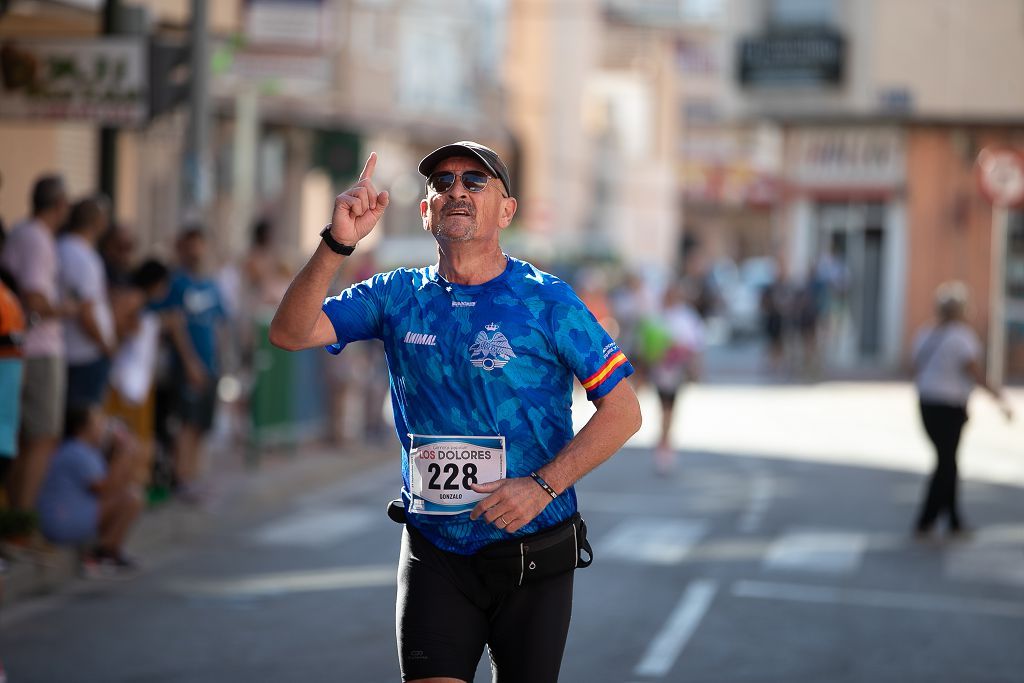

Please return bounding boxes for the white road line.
[633,579,718,678]
[733,580,1024,619]
[764,529,867,574]
[171,564,396,598]
[601,518,708,565]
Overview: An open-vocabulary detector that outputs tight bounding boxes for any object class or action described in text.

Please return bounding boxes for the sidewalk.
[0,438,395,608]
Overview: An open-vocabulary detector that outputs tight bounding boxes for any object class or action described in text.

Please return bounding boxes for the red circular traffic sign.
[976,147,1024,207]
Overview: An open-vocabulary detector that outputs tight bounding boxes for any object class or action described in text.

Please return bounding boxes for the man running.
[270,141,641,683]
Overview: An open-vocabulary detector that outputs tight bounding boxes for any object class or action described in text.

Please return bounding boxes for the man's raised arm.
[269,153,389,351]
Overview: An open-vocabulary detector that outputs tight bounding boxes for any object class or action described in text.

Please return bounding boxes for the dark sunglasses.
[426,170,506,197]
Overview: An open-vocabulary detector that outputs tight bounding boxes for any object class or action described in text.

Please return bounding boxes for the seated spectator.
[36,403,143,576]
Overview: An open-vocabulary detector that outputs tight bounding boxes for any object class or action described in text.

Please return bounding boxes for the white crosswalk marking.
[248,507,375,547]
[945,545,1024,587]
[633,580,718,677]
[600,518,708,565]
[764,528,868,574]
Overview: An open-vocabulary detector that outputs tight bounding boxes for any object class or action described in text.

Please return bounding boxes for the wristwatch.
[320,224,356,256]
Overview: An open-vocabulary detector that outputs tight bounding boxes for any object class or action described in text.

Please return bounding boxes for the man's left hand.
[469,477,554,534]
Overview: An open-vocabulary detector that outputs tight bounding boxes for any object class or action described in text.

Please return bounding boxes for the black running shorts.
[397,526,574,683]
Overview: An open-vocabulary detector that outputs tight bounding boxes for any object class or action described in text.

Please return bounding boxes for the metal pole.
[987,204,1008,388]
[231,88,258,257]
[181,0,210,221]
[99,0,121,208]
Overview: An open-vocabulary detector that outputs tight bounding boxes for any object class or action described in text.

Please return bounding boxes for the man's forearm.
[269,242,345,350]
[537,383,642,495]
[79,302,112,354]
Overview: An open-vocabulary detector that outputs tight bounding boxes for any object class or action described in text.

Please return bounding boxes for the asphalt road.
[3,383,1023,682]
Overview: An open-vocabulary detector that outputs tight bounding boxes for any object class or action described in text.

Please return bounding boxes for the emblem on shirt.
[469,322,516,371]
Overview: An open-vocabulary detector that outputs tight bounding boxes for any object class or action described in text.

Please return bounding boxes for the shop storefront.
[783,125,907,369]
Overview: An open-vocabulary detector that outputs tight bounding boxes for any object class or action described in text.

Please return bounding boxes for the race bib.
[408,434,506,515]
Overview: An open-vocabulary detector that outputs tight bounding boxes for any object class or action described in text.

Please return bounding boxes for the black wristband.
[530,471,558,499]
[320,225,356,256]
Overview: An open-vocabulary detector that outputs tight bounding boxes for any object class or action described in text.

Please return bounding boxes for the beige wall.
[874,0,1024,119]
[0,124,97,224]
[504,0,603,257]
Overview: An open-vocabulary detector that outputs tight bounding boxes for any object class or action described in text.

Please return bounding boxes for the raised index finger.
[359,152,377,181]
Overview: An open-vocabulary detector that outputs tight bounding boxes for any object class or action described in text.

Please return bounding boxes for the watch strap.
[320,225,356,256]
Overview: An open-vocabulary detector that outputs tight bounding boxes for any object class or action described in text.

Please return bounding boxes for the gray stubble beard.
[433,218,476,243]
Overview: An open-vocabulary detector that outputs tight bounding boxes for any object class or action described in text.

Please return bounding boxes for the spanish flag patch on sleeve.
[581,351,629,395]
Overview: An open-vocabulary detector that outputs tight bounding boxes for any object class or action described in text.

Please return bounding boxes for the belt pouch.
[475,513,592,591]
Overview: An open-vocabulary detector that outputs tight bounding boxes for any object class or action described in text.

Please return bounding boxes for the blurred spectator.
[911,282,1013,539]
[792,275,823,379]
[649,281,706,474]
[576,267,615,334]
[243,218,292,308]
[58,196,117,406]
[107,259,171,492]
[610,271,657,386]
[35,403,142,576]
[759,259,793,377]
[0,230,24,497]
[0,174,74,510]
[98,222,137,289]
[159,227,227,500]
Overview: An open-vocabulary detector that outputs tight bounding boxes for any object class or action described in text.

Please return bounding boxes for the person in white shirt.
[1,175,76,510]
[58,197,117,407]
[911,281,1013,538]
[650,281,706,474]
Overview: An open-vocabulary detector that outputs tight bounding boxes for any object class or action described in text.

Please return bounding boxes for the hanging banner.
[0,37,147,126]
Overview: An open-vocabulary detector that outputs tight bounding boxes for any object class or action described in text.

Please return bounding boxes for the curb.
[0,439,396,609]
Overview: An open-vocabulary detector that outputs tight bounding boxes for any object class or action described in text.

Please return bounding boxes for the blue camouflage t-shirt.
[322,256,633,554]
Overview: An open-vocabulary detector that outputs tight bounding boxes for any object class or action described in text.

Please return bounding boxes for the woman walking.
[911,282,1013,538]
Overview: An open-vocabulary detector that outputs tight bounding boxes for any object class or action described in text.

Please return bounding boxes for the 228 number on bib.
[427,462,478,490]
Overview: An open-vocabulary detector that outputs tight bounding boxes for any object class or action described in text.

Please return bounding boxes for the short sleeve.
[61,244,103,302]
[321,273,387,355]
[71,443,107,486]
[956,326,981,362]
[551,286,634,401]
[19,229,55,296]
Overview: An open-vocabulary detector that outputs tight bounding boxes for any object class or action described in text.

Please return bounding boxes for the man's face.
[54,191,71,227]
[90,206,110,241]
[420,157,515,245]
[178,234,206,271]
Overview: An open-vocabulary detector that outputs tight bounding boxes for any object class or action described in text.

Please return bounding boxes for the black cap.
[418,141,512,197]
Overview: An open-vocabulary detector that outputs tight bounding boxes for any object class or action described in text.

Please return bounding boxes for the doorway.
[816,202,887,363]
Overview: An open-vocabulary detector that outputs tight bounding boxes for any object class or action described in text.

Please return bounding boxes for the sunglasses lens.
[462,171,489,192]
[428,172,456,194]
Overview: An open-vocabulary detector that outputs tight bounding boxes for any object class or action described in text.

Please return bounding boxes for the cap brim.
[418,144,496,178]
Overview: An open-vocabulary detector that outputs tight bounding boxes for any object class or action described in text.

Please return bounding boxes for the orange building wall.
[904,126,1024,377]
